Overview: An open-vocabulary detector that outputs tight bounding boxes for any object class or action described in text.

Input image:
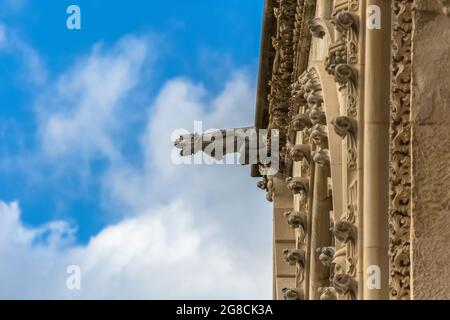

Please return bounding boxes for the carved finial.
[283,249,305,266]
[319,287,338,300]
[331,116,357,139]
[281,288,300,300]
[317,247,335,267]
[333,220,356,243]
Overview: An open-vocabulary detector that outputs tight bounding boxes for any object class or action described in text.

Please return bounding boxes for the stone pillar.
[316,0,333,18]
[363,0,391,300]
[309,165,332,299]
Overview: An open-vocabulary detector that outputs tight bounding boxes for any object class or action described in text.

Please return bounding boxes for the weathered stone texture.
[411,0,450,300]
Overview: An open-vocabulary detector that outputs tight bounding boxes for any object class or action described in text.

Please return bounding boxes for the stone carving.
[257,175,275,202]
[283,248,305,266]
[334,64,356,85]
[332,116,357,169]
[286,177,309,199]
[175,127,264,165]
[308,17,325,38]
[318,287,338,300]
[317,247,335,267]
[312,148,330,167]
[333,11,358,33]
[281,288,300,300]
[310,124,329,148]
[389,0,413,300]
[325,41,347,77]
[287,143,311,162]
[333,273,357,300]
[290,113,313,132]
[333,220,356,244]
[283,211,308,242]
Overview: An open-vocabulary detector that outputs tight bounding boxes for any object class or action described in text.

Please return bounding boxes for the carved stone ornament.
[310,124,329,148]
[331,116,357,139]
[312,148,330,167]
[389,0,414,300]
[283,248,305,266]
[308,17,325,38]
[332,11,358,33]
[283,210,307,229]
[291,113,313,132]
[288,144,311,162]
[286,177,309,198]
[334,64,356,85]
[333,219,356,244]
[318,287,338,300]
[317,246,335,267]
[333,273,357,299]
[281,288,300,300]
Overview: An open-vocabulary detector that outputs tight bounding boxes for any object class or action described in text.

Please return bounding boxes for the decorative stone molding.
[389,0,413,300]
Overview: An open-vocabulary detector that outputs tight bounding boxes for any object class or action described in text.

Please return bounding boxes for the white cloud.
[0,200,271,299]
[1,34,272,299]
[40,35,150,160]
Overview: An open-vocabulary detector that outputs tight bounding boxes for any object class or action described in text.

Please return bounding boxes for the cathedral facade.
[254,0,450,300]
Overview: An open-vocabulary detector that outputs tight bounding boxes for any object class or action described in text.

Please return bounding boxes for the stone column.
[316,0,333,18]
[363,0,390,300]
[309,165,332,299]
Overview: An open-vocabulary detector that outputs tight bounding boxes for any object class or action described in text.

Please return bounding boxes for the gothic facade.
[254,0,450,300]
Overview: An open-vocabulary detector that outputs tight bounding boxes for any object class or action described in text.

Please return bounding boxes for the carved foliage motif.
[389,0,413,300]
[325,1,359,117]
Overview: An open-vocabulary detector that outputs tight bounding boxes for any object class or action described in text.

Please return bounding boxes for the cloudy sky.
[0,0,273,299]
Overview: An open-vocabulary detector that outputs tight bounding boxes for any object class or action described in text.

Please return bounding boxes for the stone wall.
[411,0,450,300]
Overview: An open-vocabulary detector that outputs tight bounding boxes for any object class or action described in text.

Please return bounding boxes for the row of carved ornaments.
[258,0,362,300]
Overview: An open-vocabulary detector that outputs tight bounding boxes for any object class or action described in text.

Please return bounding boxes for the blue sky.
[0,0,272,299]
